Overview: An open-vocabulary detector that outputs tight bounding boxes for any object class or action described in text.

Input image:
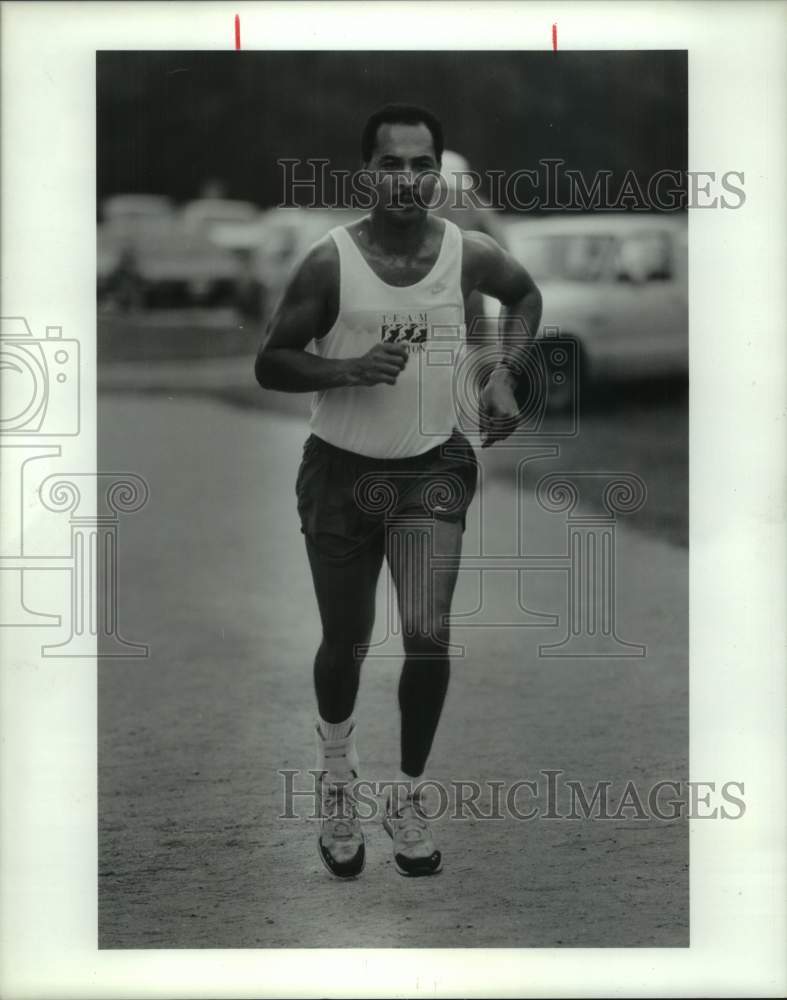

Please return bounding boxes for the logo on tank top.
[380,311,429,351]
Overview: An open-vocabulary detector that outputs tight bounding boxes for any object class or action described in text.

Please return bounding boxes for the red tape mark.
[235,13,241,50]
[552,22,558,51]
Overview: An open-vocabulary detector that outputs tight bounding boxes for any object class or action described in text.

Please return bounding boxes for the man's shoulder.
[304,231,341,266]
[293,232,340,290]
[460,227,504,256]
[460,228,506,277]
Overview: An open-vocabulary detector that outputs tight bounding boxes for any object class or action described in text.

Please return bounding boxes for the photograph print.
[97,48,694,949]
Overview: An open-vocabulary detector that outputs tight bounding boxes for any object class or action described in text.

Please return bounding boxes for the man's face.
[365,122,440,222]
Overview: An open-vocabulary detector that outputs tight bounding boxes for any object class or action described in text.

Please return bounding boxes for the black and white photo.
[1,3,785,997]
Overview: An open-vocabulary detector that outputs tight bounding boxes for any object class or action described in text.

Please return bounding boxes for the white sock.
[389,770,416,813]
[315,716,358,784]
[317,716,354,742]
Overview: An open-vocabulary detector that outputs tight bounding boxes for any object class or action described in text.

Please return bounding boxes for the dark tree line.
[97,50,687,212]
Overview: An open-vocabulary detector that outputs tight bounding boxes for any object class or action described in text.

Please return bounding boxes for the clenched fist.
[344,342,409,387]
[479,368,521,447]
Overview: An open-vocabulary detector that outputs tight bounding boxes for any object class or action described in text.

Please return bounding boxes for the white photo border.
[1,1,785,997]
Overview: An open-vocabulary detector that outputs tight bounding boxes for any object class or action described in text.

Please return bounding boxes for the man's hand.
[479,367,521,447]
[345,342,409,387]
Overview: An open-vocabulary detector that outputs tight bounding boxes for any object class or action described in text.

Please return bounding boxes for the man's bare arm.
[255,237,408,392]
[465,230,543,383]
[463,231,543,445]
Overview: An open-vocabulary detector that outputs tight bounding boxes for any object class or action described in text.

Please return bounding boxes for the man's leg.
[383,517,463,875]
[387,517,463,777]
[305,535,385,878]
[306,537,384,723]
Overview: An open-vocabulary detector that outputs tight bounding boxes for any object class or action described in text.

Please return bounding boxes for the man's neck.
[365,210,431,254]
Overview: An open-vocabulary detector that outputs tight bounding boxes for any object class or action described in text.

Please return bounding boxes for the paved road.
[98,388,687,948]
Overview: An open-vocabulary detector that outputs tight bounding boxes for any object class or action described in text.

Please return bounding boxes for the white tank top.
[308,219,466,459]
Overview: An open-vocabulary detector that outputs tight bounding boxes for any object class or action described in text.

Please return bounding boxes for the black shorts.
[296,429,479,563]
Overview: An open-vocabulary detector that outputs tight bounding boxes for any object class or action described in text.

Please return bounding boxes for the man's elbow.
[524,282,543,327]
[254,347,278,389]
[501,279,542,315]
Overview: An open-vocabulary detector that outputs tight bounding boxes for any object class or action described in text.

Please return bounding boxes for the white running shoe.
[315,725,365,878]
[383,788,442,877]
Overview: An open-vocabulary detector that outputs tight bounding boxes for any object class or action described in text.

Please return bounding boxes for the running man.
[255,104,542,878]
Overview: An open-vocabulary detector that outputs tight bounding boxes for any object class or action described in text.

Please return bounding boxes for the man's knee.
[320,625,374,664]
[401,623,451,659]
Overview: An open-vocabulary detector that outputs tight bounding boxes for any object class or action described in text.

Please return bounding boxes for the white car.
[505,214,688,393]
[180,198,260,242]
[102,193,175,226]
[98,194,244,311]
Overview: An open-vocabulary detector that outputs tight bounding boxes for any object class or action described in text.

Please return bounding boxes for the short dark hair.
[361,103,444,164]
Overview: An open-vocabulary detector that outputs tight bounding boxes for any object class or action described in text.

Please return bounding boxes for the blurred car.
[218,207,363,329]
[102,193,175,227]
[505,214,688,401]
[98,194,246,311]
[180,198,260,242]
[256,208,355,309]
